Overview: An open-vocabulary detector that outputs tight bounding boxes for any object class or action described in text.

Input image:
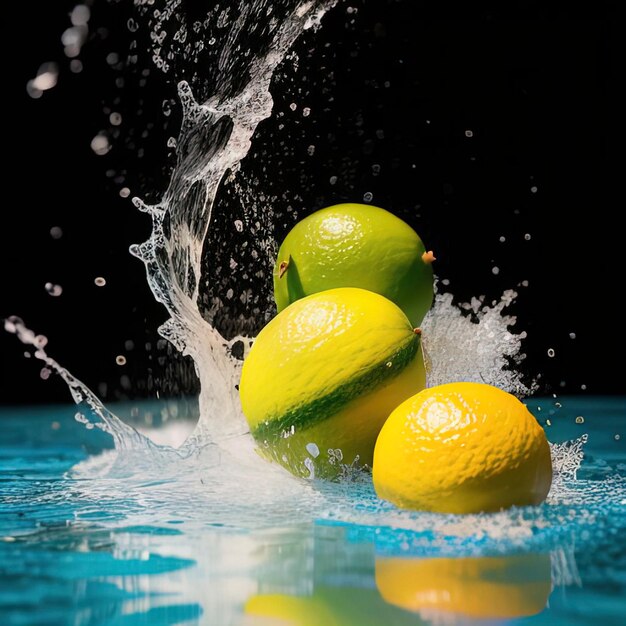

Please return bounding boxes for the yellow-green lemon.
[373,382,552,513]
[245,586,425,626]
[239,288,426,479]
[273,203,435,327]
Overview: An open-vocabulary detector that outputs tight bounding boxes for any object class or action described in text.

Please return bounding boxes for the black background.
[1,0,623,406]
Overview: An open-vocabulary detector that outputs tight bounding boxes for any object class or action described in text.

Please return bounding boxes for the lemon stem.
[278,260,289,278]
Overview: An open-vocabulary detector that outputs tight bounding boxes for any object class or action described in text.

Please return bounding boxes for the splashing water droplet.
[90,133,111,156]
[44,282,63,297]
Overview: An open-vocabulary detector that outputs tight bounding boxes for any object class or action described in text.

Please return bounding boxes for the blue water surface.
[1,397,624,626]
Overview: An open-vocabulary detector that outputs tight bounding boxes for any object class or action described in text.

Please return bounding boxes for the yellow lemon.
[373,382,552,513]
[375,553,551,619]
[240,288,426,479]
[273,203,435,327]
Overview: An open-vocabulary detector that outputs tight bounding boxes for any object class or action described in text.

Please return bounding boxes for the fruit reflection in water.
[375,553,552,619]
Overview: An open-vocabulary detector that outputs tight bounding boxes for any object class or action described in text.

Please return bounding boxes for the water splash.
[422,289,534,396]
[129,0,337,445]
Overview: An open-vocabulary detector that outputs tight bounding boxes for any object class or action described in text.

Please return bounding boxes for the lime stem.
[422,250,436,264]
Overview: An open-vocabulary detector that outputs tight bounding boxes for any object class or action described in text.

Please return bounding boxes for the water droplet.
[329,175,338,185]
[115,355,127,366]
[302,107,311,117]
[31,62,59,92]
[127,18,139,33]
[499,235,506,242]
[106,52,119,65]
[615,434,621,441]
[70,5,90,27]
[363,191,373,202]
[464,129,473,138]
[44,282,63,297]
[306,442,320,458]
[49,226,63,239]
[569,332,577,339]
[530,186,538,193]
[234,220,244,232]
[575,416,585,424]
[492,266,500,275]
[40,367,52,380]
[119,187,130,198]
[547,348,555,358]
[109,112,122,126]
[167,137,177,148]
[90,133,111,156]
[94,277,106,287]
[69,60,83,73]
[524,233,532,241]
[289,102,297,111]
[581,384,587,391]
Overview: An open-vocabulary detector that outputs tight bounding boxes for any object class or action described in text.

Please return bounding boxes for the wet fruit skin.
[273,203,435,328]
[373,382,553,513]
[239,288,426,479]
